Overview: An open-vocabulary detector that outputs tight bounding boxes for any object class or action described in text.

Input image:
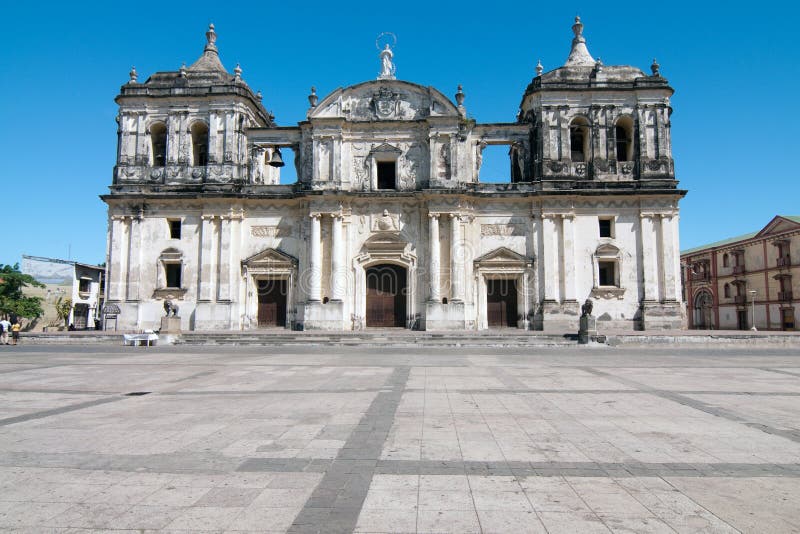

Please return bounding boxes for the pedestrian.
[10,320,21,345]
[0,316,9,345]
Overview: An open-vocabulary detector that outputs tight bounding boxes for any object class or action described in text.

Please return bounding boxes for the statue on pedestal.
[578,298,596,344]
[163,299,180,317]
[161,297,181,334]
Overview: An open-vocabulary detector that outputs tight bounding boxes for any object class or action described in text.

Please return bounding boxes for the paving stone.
[3,346,800,533]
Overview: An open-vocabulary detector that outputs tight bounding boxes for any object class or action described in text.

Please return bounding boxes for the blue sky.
[2,1,798,266]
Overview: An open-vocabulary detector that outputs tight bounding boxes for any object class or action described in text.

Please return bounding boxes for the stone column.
[450,214,463,302]
[429,213,441,301]
[330,214,345,301]
[640,213,659,302]
[542,214,559,302]
[308,214,322,301]
[561,214,577,302]
[207,112,218,163]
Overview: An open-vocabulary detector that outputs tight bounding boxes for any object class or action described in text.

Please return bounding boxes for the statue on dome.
[376,33,397,80]
[379,44,395,79]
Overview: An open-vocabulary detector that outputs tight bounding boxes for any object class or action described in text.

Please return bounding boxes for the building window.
[377,161,396,189]
[168,219,181,239]
[191,122,209,166]
[570,117,590,162]
[598,261,616,286]
[78,278,91,293]
[150,122,167,167]
[724,283,731,298]
[165,263,182,288]
[615,117,633,161]
[775,240,791,267]
[599,217,613,238]
[722,253,729,267]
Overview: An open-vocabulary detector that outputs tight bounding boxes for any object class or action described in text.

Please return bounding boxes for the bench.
[122,333,159,347]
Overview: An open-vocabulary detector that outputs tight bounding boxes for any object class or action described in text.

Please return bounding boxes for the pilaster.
[330,213,345,301]
[428,213,441,302]
[108,215,130,302]
[308,213,322,301]
[450,213,463,302]
[125,210,143,302]
[197,215,217,302]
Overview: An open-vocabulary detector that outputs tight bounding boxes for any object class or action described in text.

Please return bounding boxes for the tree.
[55,296,73,327]
[0,264,45,319]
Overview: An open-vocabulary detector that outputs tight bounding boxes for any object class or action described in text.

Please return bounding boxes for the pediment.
[755,216,800,238]
[242,247,297,268]
[308,80,460,122]
[474,247,532,266]
[363,232,408,253]
[159,247,183,261]
[370,143,402,155]
[596,243,621,257]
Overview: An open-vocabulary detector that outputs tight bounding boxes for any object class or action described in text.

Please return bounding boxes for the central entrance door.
[366,264,406,327]
[257,279,287,327]
[487,279,518,328]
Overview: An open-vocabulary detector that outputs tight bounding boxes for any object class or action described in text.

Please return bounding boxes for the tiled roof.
[681,232,758,256]
[681,215,800,256]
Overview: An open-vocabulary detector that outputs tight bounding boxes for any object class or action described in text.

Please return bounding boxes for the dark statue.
[581,298,593,317]
[163,299,179,317]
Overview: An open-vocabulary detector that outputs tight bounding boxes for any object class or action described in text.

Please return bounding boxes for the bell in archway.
[268,147,285,167]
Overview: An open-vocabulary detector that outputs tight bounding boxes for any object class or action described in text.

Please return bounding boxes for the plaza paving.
[0,344,799,533]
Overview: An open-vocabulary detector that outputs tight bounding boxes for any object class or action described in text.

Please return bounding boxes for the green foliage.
[0,264,45,319]
[55,296,73,326]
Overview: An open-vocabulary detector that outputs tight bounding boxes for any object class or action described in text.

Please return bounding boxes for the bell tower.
[113,24,274,189]
[519,17,675,186]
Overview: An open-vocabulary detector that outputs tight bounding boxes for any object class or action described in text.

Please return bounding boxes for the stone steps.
[175,331,577,347]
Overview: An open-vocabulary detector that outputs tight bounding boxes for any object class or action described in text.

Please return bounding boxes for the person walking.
[10,320,21,345]
[0,317,9,345]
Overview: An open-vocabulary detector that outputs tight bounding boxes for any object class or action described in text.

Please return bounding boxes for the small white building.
[21,255,105,330]
[103,19,685,332]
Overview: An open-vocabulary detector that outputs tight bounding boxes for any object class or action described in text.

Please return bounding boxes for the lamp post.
[748,289,757,331]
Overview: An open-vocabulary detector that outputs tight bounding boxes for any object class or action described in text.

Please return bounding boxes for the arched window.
[724,283,731,298]
[722,253,729,268]
[570,117,590,162]
[191,122,209,166]
[150,122,167,167]
[615,117,633,161]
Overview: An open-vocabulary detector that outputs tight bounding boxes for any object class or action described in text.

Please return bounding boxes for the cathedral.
[103,19,685,332]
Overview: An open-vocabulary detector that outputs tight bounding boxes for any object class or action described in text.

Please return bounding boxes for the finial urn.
[308,86,318,107]
[651,58,660,76]
[455,84,465,106]
[572,16,584,40]
[205,24,217,51]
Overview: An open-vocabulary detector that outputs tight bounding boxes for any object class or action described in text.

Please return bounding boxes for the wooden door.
[257,279,287,327]
[737,310,748,330]
[782,308,795,331]
[487,279,518,328]
[366,265,406,327]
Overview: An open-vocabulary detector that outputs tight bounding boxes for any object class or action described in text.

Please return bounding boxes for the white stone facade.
[104,19,685,332]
